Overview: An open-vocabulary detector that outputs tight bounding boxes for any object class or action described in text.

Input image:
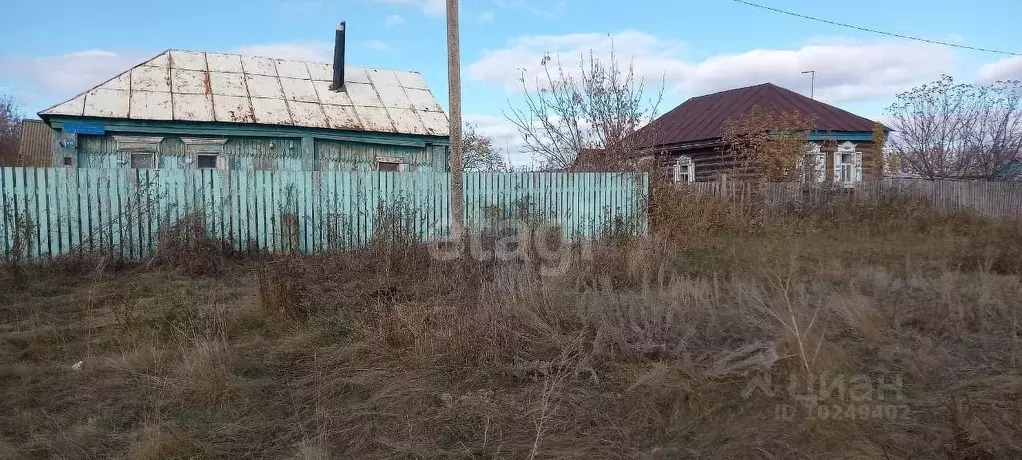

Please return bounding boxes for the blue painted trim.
[47,116,449,148]
[807,131,874,141]
[63,122,105,135]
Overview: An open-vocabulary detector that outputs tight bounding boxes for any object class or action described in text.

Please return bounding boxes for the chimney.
[330,22,346,92]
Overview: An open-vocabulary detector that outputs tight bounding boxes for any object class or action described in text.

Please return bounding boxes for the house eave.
[45,116,450,148]
[647,130,880,155]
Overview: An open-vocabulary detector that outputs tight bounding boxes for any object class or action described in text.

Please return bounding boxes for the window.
[375,156,406,172]
[377,161,400,172]
[62,157,74,167]
[113,136,163,170]
[181,137,228,170]
[839,153,854,182]
[833,142,862,184]
[196,154,219,169]
[673,156,695,183]
[802,143,825,182]
[130,153,155,169]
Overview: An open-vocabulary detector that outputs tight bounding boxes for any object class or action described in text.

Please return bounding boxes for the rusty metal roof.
[39,50,449,137]
[17,120,53,167]
[633,83,880,148]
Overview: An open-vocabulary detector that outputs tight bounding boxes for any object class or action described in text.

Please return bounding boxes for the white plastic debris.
[71,361,83,371]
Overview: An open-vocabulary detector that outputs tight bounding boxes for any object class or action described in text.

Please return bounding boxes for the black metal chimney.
[330,22,346,92]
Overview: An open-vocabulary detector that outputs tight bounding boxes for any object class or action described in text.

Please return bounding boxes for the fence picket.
[1,168,651,261]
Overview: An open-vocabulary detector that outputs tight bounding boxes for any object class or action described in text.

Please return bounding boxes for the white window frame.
[375,156,408,172]
[181,137,229,170]
[673,155,695,183]
[833,142,862,184]
[113,136,163,169]
[801,142,826,183]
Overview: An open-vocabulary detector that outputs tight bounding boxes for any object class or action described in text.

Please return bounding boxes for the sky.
[2,0,1022,166]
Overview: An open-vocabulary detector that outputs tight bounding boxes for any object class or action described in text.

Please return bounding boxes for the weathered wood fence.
[678,179,1022,220]
[0,168,649,261]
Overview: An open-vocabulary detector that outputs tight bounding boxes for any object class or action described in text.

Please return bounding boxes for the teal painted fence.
[0,167,648,260]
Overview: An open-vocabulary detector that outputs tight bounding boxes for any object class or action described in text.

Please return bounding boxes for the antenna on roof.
[801,70,816,99]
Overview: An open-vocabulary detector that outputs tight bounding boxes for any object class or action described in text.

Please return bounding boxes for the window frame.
[833,142,862,184]
[375,156,407,172]
[802,142,826,183]
[195,153,220,169]
[113,136,163,170]
[130,152,156,169]
[181,137,229,170]
[673,155,695,183]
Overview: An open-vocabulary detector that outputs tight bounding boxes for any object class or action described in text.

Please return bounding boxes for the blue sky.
[3,0,1022,165]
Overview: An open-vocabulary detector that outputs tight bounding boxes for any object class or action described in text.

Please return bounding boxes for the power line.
[732,0,1020,56]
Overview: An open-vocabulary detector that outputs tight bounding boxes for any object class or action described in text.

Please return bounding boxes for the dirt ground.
[2,207,1021,459]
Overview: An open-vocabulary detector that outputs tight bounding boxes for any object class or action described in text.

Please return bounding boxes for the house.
[17,119,53,166]
[629,83,885,184]
[37,24,450,172]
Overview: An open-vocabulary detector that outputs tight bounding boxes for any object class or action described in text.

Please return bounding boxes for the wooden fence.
[0,168,649,261]
[678,179,1022,220]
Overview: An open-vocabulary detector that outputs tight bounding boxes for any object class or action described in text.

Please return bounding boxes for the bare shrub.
[150,215,229,276]
[1,204,34,289]
[651,185,760,240]
[257,257,310,322]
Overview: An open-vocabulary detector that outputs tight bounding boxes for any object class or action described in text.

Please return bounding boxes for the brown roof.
[633,83,881,148]
[17,120,52,167]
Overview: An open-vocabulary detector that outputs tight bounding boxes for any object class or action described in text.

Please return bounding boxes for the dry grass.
[1,197,1021,459]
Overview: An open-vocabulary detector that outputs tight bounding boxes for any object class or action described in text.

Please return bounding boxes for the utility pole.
[446,0,464,240]
[801,70,816,99]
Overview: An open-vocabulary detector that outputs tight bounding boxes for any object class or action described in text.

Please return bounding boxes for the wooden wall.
[68,134,446,172]
[657,140,881,182]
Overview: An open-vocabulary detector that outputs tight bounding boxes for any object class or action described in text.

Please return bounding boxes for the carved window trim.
[181,137,229,170]
[113,136,164,169]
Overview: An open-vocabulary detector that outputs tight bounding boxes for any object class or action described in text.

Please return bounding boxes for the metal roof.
[632,83,881,148]
[39,50,450,137]
[17,120,53,167]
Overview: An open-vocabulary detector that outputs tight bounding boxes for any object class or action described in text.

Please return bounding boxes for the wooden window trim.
[673,156,694,183]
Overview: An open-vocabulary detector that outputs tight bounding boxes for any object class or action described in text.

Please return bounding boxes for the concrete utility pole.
[446,0,465,240]
[801,70,816,99]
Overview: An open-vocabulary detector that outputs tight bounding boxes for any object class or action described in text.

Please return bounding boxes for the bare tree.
[504,48,664,171]
[886,75,1022,180]
[720,106,817,182]
[0,94,22,166]
[461,123,506,171]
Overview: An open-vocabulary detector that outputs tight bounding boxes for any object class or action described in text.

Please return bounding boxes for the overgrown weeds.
[1,197,1021,459]
[150,215,231,276]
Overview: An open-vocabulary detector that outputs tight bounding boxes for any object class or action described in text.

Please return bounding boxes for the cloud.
[0,49,151,108]
[385,14,405,26]
[0,41,337,111]
[465,113,534,167]
[233,41,332,62]
[479,10,494,22]
[977,56,1022,83]
[367,0,444,17]
[467,31,957,104]
[363,40,395,52]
